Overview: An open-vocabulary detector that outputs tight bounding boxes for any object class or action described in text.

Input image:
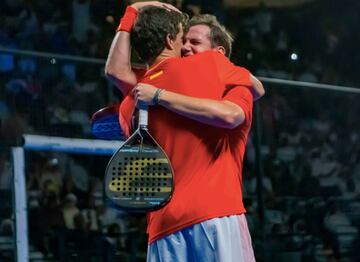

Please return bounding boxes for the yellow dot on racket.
[108,157,170,192]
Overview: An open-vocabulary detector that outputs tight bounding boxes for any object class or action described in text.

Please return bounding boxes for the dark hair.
[186,14,234,57]
[131,6,188,64]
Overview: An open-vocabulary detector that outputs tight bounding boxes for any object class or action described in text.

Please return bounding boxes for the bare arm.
[134,83,246,129]
[104,1,181,95]
[250,74,265,101]
[105,31,137,95]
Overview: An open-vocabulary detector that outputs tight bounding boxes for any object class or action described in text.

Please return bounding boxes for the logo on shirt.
[149,70,164,80]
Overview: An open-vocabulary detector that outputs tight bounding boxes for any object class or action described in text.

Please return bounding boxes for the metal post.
[11,147,29,262]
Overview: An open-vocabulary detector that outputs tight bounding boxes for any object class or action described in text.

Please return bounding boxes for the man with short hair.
[105,2,257,261]
[182,13,264,99]
[106,5,264,99]
[183,14,234,57]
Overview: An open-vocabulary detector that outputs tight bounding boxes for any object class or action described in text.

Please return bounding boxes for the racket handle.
[138,104,148,127]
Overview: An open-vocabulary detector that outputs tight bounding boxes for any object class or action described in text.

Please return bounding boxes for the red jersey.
[119,51,253,243]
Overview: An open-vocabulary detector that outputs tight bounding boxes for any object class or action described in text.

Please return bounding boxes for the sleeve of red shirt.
[223,86,253,124]
[119,95,134,138]
[119,67,147,96]
[134,67,147,81]
[210,52,252,87]
[210,52,253,123]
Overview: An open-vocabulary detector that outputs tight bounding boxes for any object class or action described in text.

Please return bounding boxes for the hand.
[131,1,181,13]
[133,83,159,106]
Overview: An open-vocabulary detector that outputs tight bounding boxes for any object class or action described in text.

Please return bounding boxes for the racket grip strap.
[139,107,148,127]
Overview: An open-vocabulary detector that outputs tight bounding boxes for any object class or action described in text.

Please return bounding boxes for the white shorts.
[147,214,255,262]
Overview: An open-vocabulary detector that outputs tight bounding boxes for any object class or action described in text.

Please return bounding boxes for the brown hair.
[132,6,188,63]
[186,14,234,57]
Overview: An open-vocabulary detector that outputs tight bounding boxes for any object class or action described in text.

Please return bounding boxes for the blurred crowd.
[1,150,149,261]
[244,85,360,261]
[1,0,360,261]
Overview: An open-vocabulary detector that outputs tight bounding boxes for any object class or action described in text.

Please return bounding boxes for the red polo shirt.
[119,51,253,243]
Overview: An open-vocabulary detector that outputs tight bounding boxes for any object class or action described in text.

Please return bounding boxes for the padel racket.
[91,104,124,140]
[104,105,174,211]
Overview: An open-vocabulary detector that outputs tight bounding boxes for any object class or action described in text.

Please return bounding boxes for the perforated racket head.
[91,104,124,140]
[105,129,174,211]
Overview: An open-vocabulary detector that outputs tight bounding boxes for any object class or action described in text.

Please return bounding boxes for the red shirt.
[119,51,253,243]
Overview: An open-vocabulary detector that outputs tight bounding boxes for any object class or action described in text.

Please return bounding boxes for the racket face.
[105,129,174,211]
[91,114,124,140]
[91,104,124,140]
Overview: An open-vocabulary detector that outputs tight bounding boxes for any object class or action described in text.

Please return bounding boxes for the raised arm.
[105,30,136,95]
[105,2,181,95]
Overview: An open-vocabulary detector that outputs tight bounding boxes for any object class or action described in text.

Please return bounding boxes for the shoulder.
[181,50,221,62]
[180,51,231,72]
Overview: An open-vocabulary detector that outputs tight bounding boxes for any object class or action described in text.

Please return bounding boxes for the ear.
[165,34,175,50]
[214,46,226,55]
